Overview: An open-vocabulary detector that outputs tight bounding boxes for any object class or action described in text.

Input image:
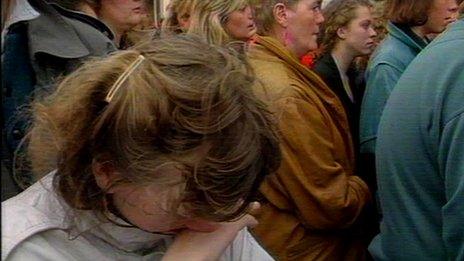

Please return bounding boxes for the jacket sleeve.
[440,113,464,261]
[359,63,402,154]
[266,96,370,230]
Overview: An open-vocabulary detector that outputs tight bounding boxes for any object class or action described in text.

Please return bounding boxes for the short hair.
[28,34,281,222]
[384,0,434,26]
[187,0,251,45]
[253,0,301,35]
[319,0,373,52]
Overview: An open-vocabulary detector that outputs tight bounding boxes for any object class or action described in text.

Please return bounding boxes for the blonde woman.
[247,0,371,259]
[187,0,257,45]
[162,0,193,32]
[2,34,280,260]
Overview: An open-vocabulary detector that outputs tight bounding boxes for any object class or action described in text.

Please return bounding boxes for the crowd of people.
[1,0,463,260]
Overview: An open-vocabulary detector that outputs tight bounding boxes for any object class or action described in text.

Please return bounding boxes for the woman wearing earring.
[246,0,372,259]
[2,34,280,260]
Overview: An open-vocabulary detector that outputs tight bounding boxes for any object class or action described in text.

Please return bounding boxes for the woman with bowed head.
[2,34,281,260]
[247,0,372,259]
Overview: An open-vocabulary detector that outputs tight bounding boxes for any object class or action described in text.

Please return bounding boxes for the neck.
[410,25,427,40]
[78,3,98,18]
[271,27,303,58]
[101,19,124,47]
[330,43,355,74]
[78,3,123,47]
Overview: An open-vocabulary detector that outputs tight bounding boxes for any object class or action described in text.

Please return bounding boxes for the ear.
[92,159,120,193]
[337,27,348,40]
[273,3,289,27]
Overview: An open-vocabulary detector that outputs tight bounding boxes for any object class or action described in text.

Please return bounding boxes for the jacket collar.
[253,36,344,109]
[27,0,113,59]
[387,21,426,53]
[250,36,351,139]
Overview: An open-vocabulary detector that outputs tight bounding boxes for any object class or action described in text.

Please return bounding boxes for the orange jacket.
[249,36,371,261]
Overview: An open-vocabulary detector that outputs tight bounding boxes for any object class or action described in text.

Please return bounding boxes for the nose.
[369,27,377,37]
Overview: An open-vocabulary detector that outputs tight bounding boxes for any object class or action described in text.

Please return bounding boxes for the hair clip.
[105,55,146,103]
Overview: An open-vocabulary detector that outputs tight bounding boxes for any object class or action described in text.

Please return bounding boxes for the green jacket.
[359,22,426,154]
[370,19,464,261]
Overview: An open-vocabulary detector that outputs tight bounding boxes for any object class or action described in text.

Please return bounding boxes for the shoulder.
[313,54,338,80]
[1,173,68,260]
[5,229,75,261]
[370,36,417,71]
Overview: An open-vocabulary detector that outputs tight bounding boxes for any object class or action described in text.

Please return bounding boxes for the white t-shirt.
[2,172,274,261]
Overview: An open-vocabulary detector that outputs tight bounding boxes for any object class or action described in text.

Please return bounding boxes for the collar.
[50,3,114,40]
[387,21,427,53]
[252,35,340,103]
[250,35,350,135]
[1,0,40,42]
[67,209,171,254]
[27,0,114,59]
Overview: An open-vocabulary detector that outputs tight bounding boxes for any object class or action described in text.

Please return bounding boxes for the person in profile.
[371,18,463,261]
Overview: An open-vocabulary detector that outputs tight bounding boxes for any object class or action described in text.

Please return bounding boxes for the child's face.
[111,182,220,234]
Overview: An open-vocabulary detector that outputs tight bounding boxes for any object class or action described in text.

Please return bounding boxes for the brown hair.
[319,0,373,52]
[28,34,281,222]
[384,0,434,26]
[253,0,301,35]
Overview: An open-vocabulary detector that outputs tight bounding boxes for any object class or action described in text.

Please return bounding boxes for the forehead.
[351,5,373,21]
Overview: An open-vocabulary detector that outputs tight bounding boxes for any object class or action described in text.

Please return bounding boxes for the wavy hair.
[28,34,281,222]
[187,0,251,45]
[319,0,373,52]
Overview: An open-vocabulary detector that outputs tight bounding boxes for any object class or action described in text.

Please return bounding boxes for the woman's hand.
[162,202,260,261]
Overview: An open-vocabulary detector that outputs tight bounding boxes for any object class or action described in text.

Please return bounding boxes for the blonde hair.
[162,0,194,33]
[187,0,251,45]
[28,34,281,222]
[319,0,373,52]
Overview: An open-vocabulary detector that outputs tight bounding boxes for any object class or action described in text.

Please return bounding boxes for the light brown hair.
[384,0,434,26]
[252,0,301,35]
[28,34,281,222]
[319,0,373,52]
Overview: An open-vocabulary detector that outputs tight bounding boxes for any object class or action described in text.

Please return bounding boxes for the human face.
[423,0,458,34]
[176,12,191,30]
[341,6,377,57]
[285,0,324,58]
[225,5,257,41]
[111,182,220,234]
[99,0,147,33]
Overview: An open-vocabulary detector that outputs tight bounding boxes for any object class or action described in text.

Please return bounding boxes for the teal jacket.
[359,22,425,153]
[369,20,464,261]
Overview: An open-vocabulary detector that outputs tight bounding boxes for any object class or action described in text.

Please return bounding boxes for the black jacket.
[313,53,366,145]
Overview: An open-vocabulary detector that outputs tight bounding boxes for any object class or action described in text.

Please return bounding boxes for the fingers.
[247,201,261,215]
[238,214,258,228]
